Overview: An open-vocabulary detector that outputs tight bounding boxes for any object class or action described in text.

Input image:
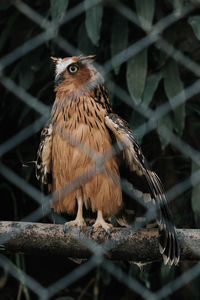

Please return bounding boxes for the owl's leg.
[92,210,113,233]
[63,190,86,230]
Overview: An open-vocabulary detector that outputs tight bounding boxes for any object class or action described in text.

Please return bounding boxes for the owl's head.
[51,55,103,94]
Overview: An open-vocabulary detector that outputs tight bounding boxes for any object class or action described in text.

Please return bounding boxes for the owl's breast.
[51,96,122,216]
[52,98,114,165]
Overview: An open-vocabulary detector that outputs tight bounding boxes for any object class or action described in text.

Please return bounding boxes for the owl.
[36,55,180,265]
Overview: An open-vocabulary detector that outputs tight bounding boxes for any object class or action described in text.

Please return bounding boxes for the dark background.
[0,0,200,299]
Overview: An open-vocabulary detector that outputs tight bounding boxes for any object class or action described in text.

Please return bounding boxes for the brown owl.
[36,55,180,265]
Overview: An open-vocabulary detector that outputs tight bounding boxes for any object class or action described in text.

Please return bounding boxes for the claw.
[92,210,113,234]
[63,218,86,233]
[92,221,112,233]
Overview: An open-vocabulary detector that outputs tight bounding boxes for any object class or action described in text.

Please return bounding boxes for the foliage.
[1,0,200,299]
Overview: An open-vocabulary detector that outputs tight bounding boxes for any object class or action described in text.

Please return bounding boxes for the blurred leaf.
[129,110,146,143]
[19,69,34,90]
[50,0,69,23]
[160,264,175,285]
[191,161,200,228]
[135,0,155,30]
[155,26,177,70]
[78,22,96,55]
[129,263,150,289]
[163,59,185,136]
[129,264,140,277]
[169,0,184,15]
[157,113,174,149]
[85,0,103,45]
[111,13,128,74]
[139,265,151,289]
[188,16,200,40]
[142,72,162,107]
[126,49,147,105]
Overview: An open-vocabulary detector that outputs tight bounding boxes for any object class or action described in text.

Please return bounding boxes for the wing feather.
[105,113,180,265]
[36,123,52,192]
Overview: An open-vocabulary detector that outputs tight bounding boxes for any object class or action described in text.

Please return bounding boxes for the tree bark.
[0,221,199,262]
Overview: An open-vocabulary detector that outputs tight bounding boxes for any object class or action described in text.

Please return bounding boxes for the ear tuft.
[77,54,96,64]
[87,54,96,60]
[50,56,60,64]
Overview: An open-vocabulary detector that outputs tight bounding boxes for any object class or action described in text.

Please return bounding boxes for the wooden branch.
[0,221,199,262]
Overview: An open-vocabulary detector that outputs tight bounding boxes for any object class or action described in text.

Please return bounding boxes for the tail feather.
[120,171,180,265]
[159,227,179,265]
[144,171,180,265]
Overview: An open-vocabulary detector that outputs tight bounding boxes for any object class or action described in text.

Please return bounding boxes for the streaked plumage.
[36,55,180,265]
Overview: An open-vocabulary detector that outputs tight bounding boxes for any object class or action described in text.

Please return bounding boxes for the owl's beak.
[55,73,65,86]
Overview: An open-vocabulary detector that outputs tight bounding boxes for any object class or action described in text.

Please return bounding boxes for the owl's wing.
[36,123,52,192]
[105,113,180,265]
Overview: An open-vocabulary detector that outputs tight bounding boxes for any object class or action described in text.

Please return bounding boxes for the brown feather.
[105,113,180,265]
[36,55,180,265]
[51,94,122,216]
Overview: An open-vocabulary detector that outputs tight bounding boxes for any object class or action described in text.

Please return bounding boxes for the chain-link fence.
[1,0,200,299]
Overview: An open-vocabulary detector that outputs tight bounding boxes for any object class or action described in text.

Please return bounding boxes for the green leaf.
[129,110,146,143]
[85,0,103,46]
[111,13,128,74]
[135,0,155,30]
[157,113,174,149]
[78,22,96,55]
[142,72,162,107]
[169,0,184,15]
[191,162,200,228]
[126,49,147,105]
[163,59,186,136]
[188,16,200,40]
[50,0,69,24]
[139,266,151,289]
[160,263,175,285]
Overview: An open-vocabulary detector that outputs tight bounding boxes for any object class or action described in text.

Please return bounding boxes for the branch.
[0,221,199,262]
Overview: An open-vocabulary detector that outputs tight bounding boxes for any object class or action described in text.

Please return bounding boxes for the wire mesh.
[0,0,200,299]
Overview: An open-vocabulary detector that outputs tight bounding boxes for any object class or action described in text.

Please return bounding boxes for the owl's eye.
[67,64,79,74]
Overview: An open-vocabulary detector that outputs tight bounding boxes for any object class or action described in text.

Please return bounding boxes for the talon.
[92,222,113,233]
[63,218,86,233]
[93,210,113,233]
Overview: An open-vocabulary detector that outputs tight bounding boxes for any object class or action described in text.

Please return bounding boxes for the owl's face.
[51,55,102,93]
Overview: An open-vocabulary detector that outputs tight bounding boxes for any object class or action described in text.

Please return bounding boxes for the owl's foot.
[92,221,113,233]
[63,192,86,233]
[63,217,86,233]
[92,210,113,234]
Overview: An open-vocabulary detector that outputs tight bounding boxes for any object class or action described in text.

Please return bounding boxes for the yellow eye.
[67,64,79,74]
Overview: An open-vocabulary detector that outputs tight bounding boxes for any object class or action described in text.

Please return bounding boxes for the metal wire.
[0,0,200,299]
